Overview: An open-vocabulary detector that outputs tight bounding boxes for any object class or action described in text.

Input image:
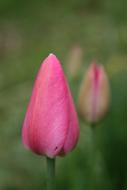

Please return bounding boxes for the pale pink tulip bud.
[78,63,110,123]
[66,45,83,79]
[22,54,79,158]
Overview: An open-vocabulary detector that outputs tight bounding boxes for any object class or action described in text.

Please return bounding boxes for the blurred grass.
[0,0,127,190]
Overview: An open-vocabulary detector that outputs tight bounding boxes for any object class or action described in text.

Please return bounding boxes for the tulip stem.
[46,157,55,190]
[89,123,97,189]
[91,123,96,150]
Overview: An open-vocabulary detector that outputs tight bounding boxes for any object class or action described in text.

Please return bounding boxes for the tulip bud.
[22,54,79,158]
[78,63,110,123]
[66,45,83,79]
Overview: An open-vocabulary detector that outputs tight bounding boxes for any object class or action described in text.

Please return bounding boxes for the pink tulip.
[22,54,79,158]
[78,63,110,123]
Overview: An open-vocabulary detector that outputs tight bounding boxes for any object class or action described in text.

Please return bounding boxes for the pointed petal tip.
[89,62,104,81]
[91,61,98,70]
[48,53,55,57]
[90,62,105,75]
[48,53,57,60]
[45,53,60,65]
[41,53,60,69]
[89,62,98,77]
[91,61,104,71]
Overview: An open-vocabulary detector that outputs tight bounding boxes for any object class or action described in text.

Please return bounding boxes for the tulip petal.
[63,90,79,154]
[22,54,79,157]
[78,62,110,123]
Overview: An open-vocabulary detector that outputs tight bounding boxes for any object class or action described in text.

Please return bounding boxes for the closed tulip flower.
[78,63,110,123]
[22,54,79,158]
[66,45,83,79]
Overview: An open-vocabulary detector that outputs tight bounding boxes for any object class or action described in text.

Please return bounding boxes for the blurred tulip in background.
[78,63,110,123]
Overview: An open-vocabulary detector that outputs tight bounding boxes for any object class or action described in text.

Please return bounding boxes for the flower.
[22,54,79,158]
[66,45,83,79]
[78,63,110,123]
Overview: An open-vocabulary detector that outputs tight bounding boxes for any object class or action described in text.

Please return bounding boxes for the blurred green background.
[1,0,127,189]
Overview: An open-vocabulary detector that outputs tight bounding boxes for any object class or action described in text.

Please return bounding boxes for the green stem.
[90,122,97,158]
[46,157,55,190]
[89,122,97,190]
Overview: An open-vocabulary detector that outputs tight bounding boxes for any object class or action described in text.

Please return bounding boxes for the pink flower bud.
[78,63,110,123]
[22,54,79,158]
